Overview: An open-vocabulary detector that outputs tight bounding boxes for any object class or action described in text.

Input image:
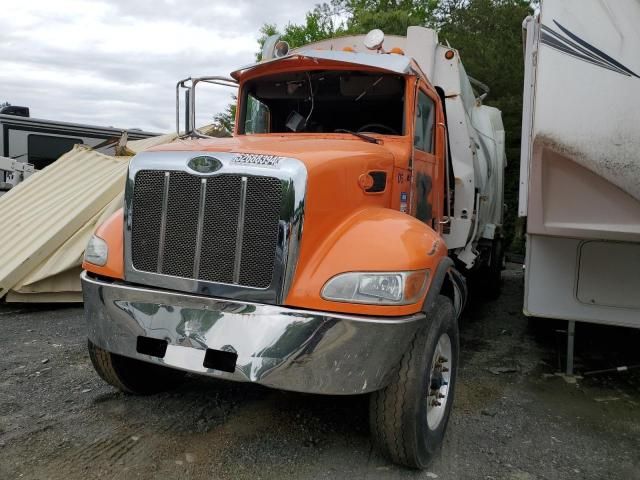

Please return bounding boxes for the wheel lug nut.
[431,400,442,407]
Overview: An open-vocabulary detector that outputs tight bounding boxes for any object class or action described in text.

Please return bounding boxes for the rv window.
[414,91,435,153]
[28,135,82,170]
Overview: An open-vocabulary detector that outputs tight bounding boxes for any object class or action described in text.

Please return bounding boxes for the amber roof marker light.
[445,50,455,60]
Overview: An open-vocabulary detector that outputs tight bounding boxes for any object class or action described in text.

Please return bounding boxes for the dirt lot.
[1,264,639,480]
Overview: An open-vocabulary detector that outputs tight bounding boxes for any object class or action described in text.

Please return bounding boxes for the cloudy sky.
[1,0,318,132]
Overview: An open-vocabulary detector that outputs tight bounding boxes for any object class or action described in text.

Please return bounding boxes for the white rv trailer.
[0,111,157,194]
[520,0,640,368]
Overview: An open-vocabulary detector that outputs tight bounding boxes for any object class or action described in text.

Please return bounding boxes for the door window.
[414,91,435,153]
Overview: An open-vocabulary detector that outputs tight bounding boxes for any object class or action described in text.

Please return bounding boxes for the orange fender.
[82,208,124,280]
[285,207,448,316]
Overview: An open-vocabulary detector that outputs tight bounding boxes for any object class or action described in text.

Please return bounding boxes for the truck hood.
[149,134,409,172]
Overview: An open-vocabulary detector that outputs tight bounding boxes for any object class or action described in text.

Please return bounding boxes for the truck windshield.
[240,70,405,135]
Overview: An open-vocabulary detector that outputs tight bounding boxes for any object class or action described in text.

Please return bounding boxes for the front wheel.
[88,340,185,395]
[369,296,459,469]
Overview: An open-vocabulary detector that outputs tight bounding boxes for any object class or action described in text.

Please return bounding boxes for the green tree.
[335,0,439,34]
[256,7,339,60]
[210,96,237,137]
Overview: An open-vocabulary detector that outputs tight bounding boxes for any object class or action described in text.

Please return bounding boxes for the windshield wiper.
[334,129,381,144]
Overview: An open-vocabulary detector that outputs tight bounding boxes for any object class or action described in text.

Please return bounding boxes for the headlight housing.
[84,234,108,266]
[321,270,430,305]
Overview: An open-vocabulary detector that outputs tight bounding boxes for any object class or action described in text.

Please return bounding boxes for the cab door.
[411,86,444,233]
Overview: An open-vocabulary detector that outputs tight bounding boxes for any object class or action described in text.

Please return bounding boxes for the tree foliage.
[211,96,237,137]
[334,0,440,34]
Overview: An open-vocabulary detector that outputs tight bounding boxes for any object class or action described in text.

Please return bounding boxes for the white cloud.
[0,0,318,132]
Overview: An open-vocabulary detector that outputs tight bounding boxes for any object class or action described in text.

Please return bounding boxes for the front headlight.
[321,270,430,305]
[84,234,108,266]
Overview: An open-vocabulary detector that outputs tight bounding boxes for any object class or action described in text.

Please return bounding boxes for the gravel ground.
[0,264,639,480]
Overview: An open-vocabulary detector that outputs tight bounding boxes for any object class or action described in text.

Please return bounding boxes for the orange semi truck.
[81,27,506,468]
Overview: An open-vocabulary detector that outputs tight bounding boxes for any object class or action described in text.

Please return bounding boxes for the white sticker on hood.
[231,153,282,168]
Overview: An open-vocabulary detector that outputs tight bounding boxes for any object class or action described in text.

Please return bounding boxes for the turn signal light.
[358,173,374,190]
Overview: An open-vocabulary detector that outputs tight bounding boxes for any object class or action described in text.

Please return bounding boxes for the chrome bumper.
[81,273,425,395]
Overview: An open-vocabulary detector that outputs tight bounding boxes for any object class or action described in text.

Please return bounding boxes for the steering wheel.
[357,123,399,135]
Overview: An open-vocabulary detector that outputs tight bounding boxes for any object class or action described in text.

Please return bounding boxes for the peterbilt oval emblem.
[187,155,223,174]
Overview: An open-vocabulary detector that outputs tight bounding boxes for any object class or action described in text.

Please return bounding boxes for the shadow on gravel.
[460,265,640,390]
[0,301,83,313]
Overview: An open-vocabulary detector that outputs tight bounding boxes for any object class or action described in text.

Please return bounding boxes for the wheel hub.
[426,333,452,430]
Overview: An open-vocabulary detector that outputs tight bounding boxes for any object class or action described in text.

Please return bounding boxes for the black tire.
[369,296,459,469]
[88,340,185,395]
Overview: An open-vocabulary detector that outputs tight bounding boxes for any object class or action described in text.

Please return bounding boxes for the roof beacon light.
[274,40,290,58]
[364,29,385,52]
[261,34,290,60]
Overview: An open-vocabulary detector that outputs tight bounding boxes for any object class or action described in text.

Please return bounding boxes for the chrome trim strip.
[232,176,248,284]
[156,172,170,273]
[124,151,308,304]
[193,178,207,278]
[82,272,426,395]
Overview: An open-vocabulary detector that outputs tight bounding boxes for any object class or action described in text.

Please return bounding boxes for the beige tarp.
[123,132,178,155]
[0,146,130,302]
[0,126,222,302]
[122,124,220,155]
[5,193,124,302]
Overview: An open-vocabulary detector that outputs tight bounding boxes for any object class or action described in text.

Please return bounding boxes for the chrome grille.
[131,171,164,272]
[239,177,283,288]
[131,171,282,289]
[163,172,201,278]
[199,175,242,285]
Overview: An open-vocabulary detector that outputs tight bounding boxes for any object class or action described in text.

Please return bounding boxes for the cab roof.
[230,49,419,81]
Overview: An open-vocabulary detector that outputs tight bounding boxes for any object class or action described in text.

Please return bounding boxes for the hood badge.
[187,155,223,174]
